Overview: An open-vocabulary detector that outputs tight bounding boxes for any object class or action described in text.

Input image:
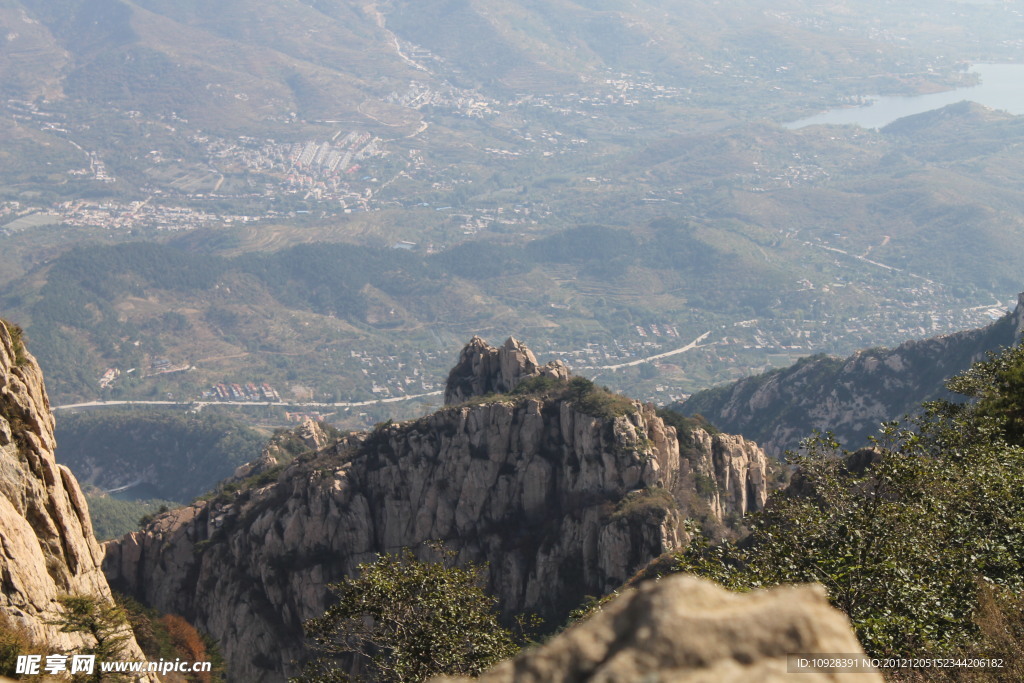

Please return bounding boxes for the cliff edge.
[0,320,146,658]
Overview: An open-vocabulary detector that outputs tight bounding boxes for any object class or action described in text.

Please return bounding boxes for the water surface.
[785,64,1024,129]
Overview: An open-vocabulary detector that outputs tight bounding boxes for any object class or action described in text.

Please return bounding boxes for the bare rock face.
[680,430,768,520]
[433,575,881,683]
[0,321,146,657]
[444,336,571,405]
[105,338,768,681]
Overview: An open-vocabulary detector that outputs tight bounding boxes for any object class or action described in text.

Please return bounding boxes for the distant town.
[88,288,1011,413]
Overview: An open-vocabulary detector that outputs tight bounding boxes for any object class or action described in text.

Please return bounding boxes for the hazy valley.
[1,0,1023,425]
[3,1,1024,680]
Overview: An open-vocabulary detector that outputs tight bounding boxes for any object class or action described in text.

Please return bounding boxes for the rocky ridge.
[231,417,333,481]
[0,320,146,657]
[680,294,1024,457]
[104,337,768,681]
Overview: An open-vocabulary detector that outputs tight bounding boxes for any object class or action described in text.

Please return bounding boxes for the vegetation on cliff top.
[0,318,27,367]
[452,374,637,421]
[674,342,1024,665]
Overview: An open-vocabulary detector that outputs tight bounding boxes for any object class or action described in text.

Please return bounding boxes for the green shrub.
[0,319,28,367]
[298,547,522,682]
[455,374,636,421]
[49,594,132,664]
[566,377,635,419]
[693,472,718,498]
[672,342,1024,659]
[656,408,719,436]
[511,374,565,397]
[610,487,678,524]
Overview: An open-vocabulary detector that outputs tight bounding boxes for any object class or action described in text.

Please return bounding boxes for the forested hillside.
[673,341,1024,672]
[55,408,265,501]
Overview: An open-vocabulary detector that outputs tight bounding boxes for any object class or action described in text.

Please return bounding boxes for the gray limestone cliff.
[677,430,767,521]
[680,294,1024,458]
[0,320,146,658]
[104,337,768,681]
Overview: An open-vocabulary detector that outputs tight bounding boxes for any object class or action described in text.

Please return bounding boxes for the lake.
[785,64,1024,130]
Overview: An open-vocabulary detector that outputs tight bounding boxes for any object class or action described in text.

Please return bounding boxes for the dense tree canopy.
[675,342,1024,665]
[297,549,520,683]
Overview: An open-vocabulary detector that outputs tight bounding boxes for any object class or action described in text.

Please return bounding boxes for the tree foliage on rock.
[49,595,132,681]
[296,548,520,683]
[674,341,1024,662]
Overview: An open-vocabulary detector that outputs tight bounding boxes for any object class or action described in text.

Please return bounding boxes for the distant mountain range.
[4,0,998,123]
[0,0,1015,196]
[677,293,1024,457]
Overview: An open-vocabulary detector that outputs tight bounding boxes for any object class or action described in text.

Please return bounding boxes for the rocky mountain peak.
[106,335,769,679]
[444,336,571,405]
[232,417,332,481]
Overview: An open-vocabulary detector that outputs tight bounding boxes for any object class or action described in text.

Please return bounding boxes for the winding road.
[579,331,712,371]
[53,333,713,412]
[52,390,444,412]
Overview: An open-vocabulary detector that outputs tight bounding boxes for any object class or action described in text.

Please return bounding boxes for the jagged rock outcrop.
[232,417,331,481]
[432,575,881,682]
[444,336,571,405]
[678,430,767,520]
[679,294,1024,457]
[0,320,147,658]
[105,338,768,681]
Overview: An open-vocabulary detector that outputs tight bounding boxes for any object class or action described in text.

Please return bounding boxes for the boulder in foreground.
[432,574,881,682]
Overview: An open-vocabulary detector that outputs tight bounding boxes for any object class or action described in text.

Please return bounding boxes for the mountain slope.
[55,409,266,502]
[678,294,1024,457]
[17,0,419,127]
[104,337,769,680]
[8,0,988,123]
